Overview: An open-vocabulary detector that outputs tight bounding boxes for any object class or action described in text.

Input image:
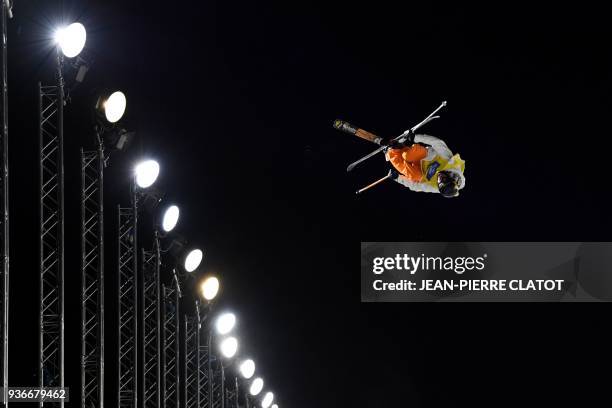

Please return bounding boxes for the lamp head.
[55,22,87,58]
[184,249,203,273]
[249,378,264,396]
[239,359,256,379]
[134,159,160,189]
[261,392,274,408]
[200,276,220,301]
[97,91,127,124]
[215,313,236,335]
[219,336,238,359]
[161,205,180,233]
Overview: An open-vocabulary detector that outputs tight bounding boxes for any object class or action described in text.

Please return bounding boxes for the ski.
[344,101,447,172]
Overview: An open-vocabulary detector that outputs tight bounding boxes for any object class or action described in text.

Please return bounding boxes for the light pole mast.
[142,233,161,408]
[0,1,11,406]
[117,185,139,408]
[39,40,65,408]
[161,279,180,408]
[80,130,105,408]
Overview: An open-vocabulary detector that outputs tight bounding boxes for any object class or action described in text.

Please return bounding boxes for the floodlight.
[135,160,159,188]
[215,313,236,335]
[184,249,203,272]
[168,239,205,273]
[55,22,86,58]
[239,359,255,379]
[219,337,238,359]
[261,392,274,408]
[162,205,180,232]
[103,91,127,123]
[249,378,264,396]
[200,276,220,301]
[271,405,278,408]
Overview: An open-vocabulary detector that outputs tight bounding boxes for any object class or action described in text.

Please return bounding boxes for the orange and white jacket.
[385,134,465,193]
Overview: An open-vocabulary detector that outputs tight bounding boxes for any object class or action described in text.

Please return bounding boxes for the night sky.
[5,1,612,407]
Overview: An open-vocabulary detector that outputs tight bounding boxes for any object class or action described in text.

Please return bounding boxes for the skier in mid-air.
[333,101,465,197]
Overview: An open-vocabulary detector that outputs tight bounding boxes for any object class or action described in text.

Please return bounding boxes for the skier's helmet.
[437,170,460,198]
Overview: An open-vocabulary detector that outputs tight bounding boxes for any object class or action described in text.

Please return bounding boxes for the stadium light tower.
[161,279,180,408]
[153,204,187,408]
[182,262,217,408]
[213,328,240,408]
[133,158,163,408]
[160,231,212,408]
[196,277,220,408]
[142,197,184,408]
[40,20,87,408]
[81,87,130,408]
[184,292,230,408]
[117,158,160,408]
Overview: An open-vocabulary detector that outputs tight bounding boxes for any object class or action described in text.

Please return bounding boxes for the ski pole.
[356,173,392,195]
[333,120,383,145]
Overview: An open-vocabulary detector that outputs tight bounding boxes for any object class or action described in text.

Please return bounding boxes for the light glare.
[135,160,159,188]
[162,205,180,232]
[249,378,264,396]
[219,337,238,358]
[261,392,274,408]
[56,22,86,58]
[239,359,256,379]
[184,249,203,272]
[104,91,127,123]
[200,276,220,301]
[215,313,236,335]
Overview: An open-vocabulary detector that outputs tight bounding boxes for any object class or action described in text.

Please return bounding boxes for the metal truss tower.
[38,48,65,407]
[141,242,161,408]
[118,202,138,408]
[224,376,238,408]
[211,360,224,408]
[198,315,212,408]
[184,305,200,408]
[161,281,179,408]
[80,145,105,408]
[0,2,11,406]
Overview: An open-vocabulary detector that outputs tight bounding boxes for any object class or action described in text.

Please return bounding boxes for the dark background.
[6,1,612,407]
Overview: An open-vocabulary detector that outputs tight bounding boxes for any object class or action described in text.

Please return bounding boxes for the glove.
[388,168,400,180]
[381,139,400,148]
[383,131,415,149]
